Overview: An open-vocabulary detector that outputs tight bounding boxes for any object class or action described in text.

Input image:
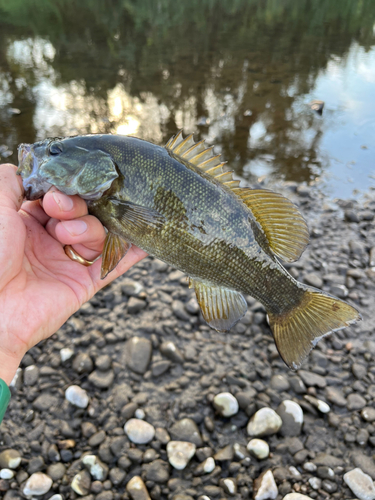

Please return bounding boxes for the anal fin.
[192,280,247,332]
[101,232,131,279]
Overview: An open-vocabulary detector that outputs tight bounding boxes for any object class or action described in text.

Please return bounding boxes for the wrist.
[0,349,23,385]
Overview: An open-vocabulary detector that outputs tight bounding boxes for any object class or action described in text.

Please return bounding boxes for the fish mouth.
[17,143,52,200]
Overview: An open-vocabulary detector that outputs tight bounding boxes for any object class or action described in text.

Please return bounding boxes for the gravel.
[2,182,375,498]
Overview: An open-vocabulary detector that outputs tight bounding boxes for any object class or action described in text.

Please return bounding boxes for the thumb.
[0,163,24,211]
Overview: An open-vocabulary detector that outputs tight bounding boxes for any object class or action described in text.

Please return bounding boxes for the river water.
[0,0,374,198]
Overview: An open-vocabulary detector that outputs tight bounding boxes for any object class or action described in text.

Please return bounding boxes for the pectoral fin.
[192,280,247,332]
[108,198,165,232]
[101,233,131,279]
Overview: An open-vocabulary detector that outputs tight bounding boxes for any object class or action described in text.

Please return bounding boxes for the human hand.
[0,164,147,385]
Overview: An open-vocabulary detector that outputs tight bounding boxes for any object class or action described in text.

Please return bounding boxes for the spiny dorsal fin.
[238,188,309,263]
[165,130,241,190]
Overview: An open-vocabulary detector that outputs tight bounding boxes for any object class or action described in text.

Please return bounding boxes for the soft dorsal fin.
[165,130,241,190]
[237,188,309,263]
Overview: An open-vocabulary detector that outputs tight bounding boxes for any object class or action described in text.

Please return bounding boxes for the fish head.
[17,136,119,200]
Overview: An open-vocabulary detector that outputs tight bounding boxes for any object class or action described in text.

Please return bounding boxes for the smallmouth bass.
[17,132,361,368]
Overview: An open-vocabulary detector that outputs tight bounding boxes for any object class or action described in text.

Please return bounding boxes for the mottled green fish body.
[17,132,361,368]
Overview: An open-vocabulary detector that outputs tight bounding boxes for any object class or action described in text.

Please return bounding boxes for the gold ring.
[64,245,101,267]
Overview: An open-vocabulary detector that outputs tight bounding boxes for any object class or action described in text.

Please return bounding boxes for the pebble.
[344,468,375,500]
[126,475,151,500]
[247,439,269,459]
[160,341,184,363]
[23,365,40,386]
[308,477,321,490]
[298,370,326,388]
[144,459,170,483]
[60,347,74,362]
[0,469,14,479]
[82,455,108,481]
[124,419,155,444]
[169,418,203,446]
[213,392,239,417]
[127,296,147,314]
[283,495,314,500]
[72,352,94,373]
[347,393,367,410]
[277,400,303,436]
[71,470,91,496]
[253,470,278,500]
[126,337,152,374]
[270,374,290,392]
[167,441,196,470]
[362,407,375,422]
[325,386,346,406]
[221,477,237,495]
[23,472,53,496]
[47,463,66,481]
[49,495,63,500]
[0,450,21,469]
[303,395,330,413]
[65,385,90,408]
[247,408,282,437]
[88,369,115,389]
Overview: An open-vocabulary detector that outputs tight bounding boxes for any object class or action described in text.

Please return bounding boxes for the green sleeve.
[0,379,11,424]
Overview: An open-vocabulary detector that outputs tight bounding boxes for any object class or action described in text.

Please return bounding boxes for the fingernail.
[52,191,74,211]
[61,220,87,236]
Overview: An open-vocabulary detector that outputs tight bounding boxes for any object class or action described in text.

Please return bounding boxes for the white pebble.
[202,457,215,473]
[283,494,314,500]
[344,468,375,500]
[23,472,53,496]
[60,347,74,362]
[247,408,282,437]
[282,400,304,424]
[303,462,317,472]
[135,408,145,419]
[223,478,236,494]
[213,392,239,417]
[0,469,14,479]
[124,418,155,444]
[254,470,278,500]
[82,455,107,481]
[65,385,90,408]
[167,441,196,470]
[49,496,63,500]
[288,466,302,479]
[247,439,269,459]
[316,399,330,413]
[308,477,321,490]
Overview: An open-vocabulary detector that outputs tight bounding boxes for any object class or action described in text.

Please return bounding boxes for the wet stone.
[247,439,269,459]
[72,353,93,374]
[126,337,152,374]
[362,407,375,422]
[160,341,184,363]
[283,495,314,500]
[32,393,58,411]
[95,354,112,371]
[24,365,39,386]
[270,374,290,392]
[347,393,367,411]
[47,463,66,481]
[214,444,234,462]
[277,400,303,436]
[220,477,237,495]
[352,452,375,480]
[65,385,90,408]
[152,360,171,377]
[127,297,147,314]
[247,407,282,437]
[145,459,170,483]
[298,370,326,388]
[325,387,346,407]
[253,470,278,500]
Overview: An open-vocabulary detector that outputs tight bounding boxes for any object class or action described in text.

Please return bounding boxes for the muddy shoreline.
[1,181,375,500]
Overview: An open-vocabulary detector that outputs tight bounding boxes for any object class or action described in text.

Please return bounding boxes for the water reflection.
[0,0,374,198]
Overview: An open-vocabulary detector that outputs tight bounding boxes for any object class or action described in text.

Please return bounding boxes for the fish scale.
[17,132,361,369]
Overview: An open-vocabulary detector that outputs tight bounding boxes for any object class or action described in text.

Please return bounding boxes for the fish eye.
[49,142,63,156]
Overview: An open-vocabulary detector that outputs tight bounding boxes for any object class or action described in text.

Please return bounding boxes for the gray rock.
[122,279,144,296]
[362,407,375,422]
[126,337,152,374]
[124,419,155,444]
[344,468,375,500]
[247,408,282,437]
[23,473,53,496]
[95,355,112,371]
[325,387,346,407]
[214,444,234,461]
[352,453,375,480]
[72,352,93,374]
[127,297,147,314]
[289,377,306,394]
[0,450,21,469]
[145,459,170,483]
[347,393,367,411]
[151,360,171,377]
[298,370,326,388]
[313,453,344,467]
[28,456,45,474]
[32,393,58,411]
[167,441,196,470]
[126,475,151,500]
[88,430,106,447]
[303,273,323,288]
[24,365,40,386]
[88,370,115,389]
[277,400,303,437]
[270,374,290,392]
[47,463,66,481]
[169,418,203,446]
[109,467,126,486]
[172,300,191,321]
[160,341,184,363]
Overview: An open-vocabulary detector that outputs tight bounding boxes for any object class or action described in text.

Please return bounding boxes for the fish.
[17,131,361,369]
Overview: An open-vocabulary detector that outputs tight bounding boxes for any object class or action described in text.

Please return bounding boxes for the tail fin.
[268,289,361,369]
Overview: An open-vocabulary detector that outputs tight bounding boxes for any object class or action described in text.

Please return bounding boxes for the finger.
[49,215,106,252]
[0,164,24,212]
[21,200,50,226]
[43,189,88,221]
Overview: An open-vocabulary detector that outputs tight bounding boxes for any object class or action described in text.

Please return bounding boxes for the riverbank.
[1,181,375,500]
